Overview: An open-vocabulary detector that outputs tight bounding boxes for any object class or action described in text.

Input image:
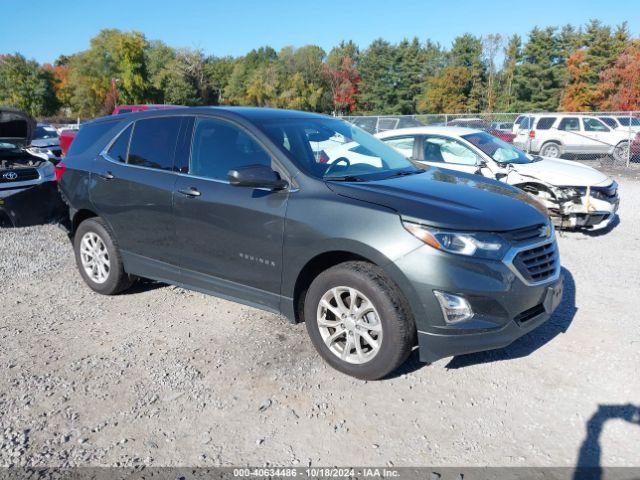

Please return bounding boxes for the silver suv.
[513,114,631,161]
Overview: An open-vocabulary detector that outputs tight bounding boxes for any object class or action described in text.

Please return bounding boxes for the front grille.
[513,241,558,283]
[0,168,40,183]
[502,224,546,243]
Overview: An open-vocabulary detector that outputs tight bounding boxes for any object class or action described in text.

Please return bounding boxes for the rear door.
[90,116,186,277]
[173,115,289,312]
[556,117,582,153]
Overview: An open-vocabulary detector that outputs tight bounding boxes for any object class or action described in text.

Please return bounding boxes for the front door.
[582,117,614,155]
[419,135,481,175]
[173,116,289,312]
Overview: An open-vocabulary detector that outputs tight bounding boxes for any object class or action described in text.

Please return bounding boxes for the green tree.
[0,54,59,116]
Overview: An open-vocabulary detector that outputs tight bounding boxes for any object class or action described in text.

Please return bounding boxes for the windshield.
[34,125,59,140]
[462,131,536,164]
[256,117,422,181]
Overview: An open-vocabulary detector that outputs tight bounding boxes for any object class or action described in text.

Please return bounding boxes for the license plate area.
[543,276,564,313]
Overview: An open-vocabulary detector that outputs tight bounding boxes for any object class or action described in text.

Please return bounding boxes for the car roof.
[89,106,332,125]
[375,126,481,138]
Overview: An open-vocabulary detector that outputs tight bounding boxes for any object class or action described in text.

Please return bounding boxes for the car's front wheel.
[304,261,415,380]
[613,141,630,163]
[74,217,133,295]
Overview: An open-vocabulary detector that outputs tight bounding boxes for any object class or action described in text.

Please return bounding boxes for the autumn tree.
[598,40,640,110]
[0,54,59,116]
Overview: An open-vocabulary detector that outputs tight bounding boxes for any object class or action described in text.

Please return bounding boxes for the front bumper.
[0,181,67,227]
[555,191,619,230]
[392,237,563,363]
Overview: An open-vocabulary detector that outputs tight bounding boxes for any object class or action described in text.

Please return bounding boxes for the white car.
[512,114,630,161]
[376,126,620,230]
[598,115,640,134]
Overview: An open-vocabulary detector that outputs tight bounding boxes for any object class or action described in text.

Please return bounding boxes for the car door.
[90,116,186,278]
[582,117,613,154]
[380,135,419,160]
[418,135,481,174]
[173,115,289,312]
[556,117,582,154]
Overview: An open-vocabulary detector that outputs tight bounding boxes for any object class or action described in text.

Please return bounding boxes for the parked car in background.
[27,123,63,163]
[513,114,631,161]
[598,115,640,133]
[0,108,67,227]
[112,104,182,115]
[491,121,514,132]
[446,118,516,143]
[59,129,77,157]
[58,107,562,380]
[349,115,424,134]
[376,126,620,230]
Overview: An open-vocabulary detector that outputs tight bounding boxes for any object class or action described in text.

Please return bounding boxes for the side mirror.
[227,164,288,190]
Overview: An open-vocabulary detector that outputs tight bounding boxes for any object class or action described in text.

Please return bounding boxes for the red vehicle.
[59,129,77,157]
[111,104,182,115]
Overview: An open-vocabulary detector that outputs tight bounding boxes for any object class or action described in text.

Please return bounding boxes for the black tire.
[613,141,630,163]
[540,141,562,158]
[73,217,133,295]
[304,261,415,380]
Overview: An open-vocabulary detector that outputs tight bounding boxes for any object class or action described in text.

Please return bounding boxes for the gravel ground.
[0,177,639,469]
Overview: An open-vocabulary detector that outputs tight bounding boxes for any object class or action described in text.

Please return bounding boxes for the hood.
[0,107,35,148]
[30,137,60,148]
[511,157,610,187]
[326,167,548,232]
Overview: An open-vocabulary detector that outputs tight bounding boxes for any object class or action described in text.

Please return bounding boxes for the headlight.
[402,221,509,260]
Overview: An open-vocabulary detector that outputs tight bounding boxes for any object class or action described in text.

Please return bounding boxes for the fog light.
[433,290,474,324]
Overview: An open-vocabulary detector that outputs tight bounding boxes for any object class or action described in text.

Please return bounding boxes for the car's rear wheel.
[540,142,562,158]
[613,141,630,163]
[304,261,415,380]
[74,218,133,295]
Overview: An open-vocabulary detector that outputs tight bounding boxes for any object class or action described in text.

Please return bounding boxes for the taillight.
[529,130,536,139]
[54,162,67,182]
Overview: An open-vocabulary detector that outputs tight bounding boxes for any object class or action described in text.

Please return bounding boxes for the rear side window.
[536,117,556,130]
[558,117,580,131]
[67,121,119,156]
[128,117,181,170]
[382,136,416,158]
[107,125,132,162]
[190,117,272,181]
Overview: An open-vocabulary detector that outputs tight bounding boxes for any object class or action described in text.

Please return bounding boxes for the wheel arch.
[71,208,99,235]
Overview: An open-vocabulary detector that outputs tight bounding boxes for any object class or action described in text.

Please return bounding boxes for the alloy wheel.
[316,286,383,364]
[79,232,111,284]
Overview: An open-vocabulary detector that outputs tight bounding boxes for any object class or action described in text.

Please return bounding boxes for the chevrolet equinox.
[58,107,563,380]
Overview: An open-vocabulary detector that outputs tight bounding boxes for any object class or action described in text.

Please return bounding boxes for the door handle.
[97,171,114,180]
[177,187,201,197]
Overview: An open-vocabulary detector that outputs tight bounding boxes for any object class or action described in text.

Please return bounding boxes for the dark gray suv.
[58,107,563,380]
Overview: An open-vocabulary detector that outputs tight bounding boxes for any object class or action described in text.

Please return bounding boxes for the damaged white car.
[376,126,620,230]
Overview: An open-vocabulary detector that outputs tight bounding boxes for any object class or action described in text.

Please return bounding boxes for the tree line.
[1,20,638,119]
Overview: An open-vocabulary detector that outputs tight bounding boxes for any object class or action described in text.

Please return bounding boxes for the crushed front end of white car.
[504,166,620,230]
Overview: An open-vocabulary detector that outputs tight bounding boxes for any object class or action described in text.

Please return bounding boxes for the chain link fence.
[341,111,640,167]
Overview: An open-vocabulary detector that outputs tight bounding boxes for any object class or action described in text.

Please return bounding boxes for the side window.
[583,117,610,132]
[536,117,556,130]
[423,136,478,166]
[106,124,132,162]
[382,136,416,158]
[599,117,617,128]
[67,121,119,156]
[128,117,181,170]
[558,117,580,131]
[190,117,272,180]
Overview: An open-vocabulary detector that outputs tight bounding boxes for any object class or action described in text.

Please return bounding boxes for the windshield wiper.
[324,175,367,182]
[385,169,423,179]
